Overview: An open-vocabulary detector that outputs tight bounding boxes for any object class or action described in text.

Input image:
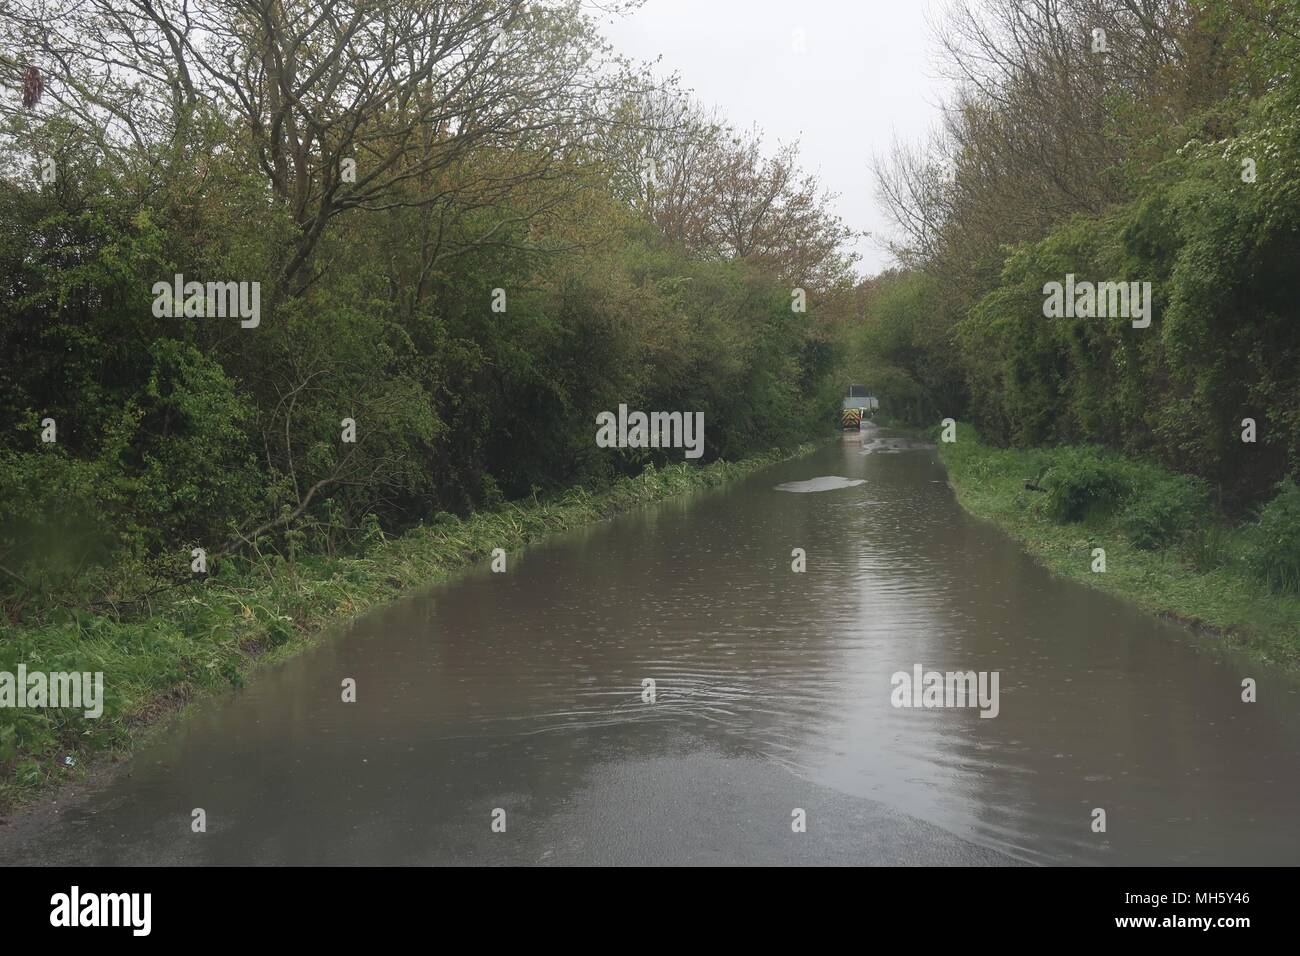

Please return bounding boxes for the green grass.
[936,423,1300,671]
[0,445,817,810]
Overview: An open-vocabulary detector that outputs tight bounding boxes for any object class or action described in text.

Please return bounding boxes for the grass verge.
[936,423,1300,671]
[0,444,817,811]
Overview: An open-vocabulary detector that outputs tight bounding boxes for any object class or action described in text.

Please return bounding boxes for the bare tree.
[598,88,858,288]
[0,0,646,291]
[874,0,1200,274]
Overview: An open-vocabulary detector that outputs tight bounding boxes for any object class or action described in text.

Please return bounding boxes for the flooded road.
[4,428,1299,865]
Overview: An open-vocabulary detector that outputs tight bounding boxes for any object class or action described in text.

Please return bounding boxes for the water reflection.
[3,428,1298,865]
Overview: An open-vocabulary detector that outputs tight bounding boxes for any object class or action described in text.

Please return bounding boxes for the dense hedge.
[856,1,1300,521]
[0,163,833,617]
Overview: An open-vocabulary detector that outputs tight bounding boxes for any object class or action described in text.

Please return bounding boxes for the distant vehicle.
[840,384,878,430]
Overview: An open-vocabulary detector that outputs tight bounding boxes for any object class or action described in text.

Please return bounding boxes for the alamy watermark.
[890,665,1000,719]
[0,665,104,718]
[596,404,704,459]
[50,886,150,936]
[151,274,260,328]
[1042,274,1151,328]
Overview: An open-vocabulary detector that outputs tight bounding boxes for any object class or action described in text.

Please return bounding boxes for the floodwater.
[3,426,1299,866]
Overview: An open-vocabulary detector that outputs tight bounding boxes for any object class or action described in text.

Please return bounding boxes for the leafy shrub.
[0,449,119,604]
[1040,446,1131,523]
[1245,479,1300,595]
[1119,473,1212,550]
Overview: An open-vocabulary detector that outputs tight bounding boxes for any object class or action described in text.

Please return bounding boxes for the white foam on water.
[774,476,866,493]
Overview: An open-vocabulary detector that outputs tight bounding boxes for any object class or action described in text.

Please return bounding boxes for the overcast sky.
[599,0,954,278]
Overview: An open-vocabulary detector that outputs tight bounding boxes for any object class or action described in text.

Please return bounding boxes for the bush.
[1040,446,1131,523]
[1119,473,1212,550]
[0,449,119,605]
[1244,479,1300,595]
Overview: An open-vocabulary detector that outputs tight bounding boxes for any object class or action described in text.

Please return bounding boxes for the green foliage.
[1040,446,1131,524]
[1119,473,1212,550]
[0,134,835,620]
[0,448,118,601]
[1245,479,1300,595]
[850,271,967,425]
[876,90,1300,509]
[860,6,1300,512]
[134,340,263,543]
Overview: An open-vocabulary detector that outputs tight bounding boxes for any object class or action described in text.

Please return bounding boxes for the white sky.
[599,0,954,278]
